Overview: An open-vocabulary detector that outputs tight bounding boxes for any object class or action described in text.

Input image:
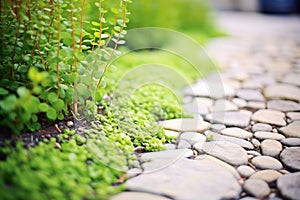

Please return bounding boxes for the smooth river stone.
[159,118,210,133]
[254,131,286,141]
[252,109,286,126]
[252,123,272,132]
[221,127,252,139]
[260,139,282,157]
[277,172,300,200]
[243,179,270,198]
[111,192,172,200]
[183,102,209,115]
[236,89,265,102]
[281,73,300,87]
[267,100,300,112]
[287,112,300,121]
[264,84,300,101]
[197,141,248,166]
[280,147,300,171]
[280,121,300,138]
[126,158,241,200]
[251,156,283,170]
[205,110,252,128]
[281,138,300,147]
[250,170,282,183]
[180,132,206,145]
[237,165,255,178]
[211,99,238,112]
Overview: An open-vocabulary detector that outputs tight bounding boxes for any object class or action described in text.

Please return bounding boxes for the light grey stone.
[180,132,206,145]
[221,127,252,139]
[164,130,180,139]
[237,89,265,102]
[280,147,300,171]
[243,179,270,198]
[287,112,300,121]
[127,168,143,178]
[246,101,266,109]
[193,97,214,108]
[251,138,260,148]
[247,150,261,157]
[281,73,300,87]
[250,170,282,183]
[232,98,247,108]
[237,165,255,178]
[254,131,286,141]
[251,156,283,170]
[183,102,209,115]
[267,100,300,112]
[196,141,248,166]
[205,130,254,149]
[110,192,171,200]
[159,118,210,133]
[280,121,300,138]
[252,123,272,132]
[210,124,226,132]
[177,140,191,149]
[264,84,300,101]
[281,138,300,147]
[261,139,282,157]
[206,110,252,128]
[140,149,193,163]
[277,172,300,200]
[164,143,176,150]
[211,99,238,112]
[242,80,263,89]
[252,109,286,126]
[126,158,241,200]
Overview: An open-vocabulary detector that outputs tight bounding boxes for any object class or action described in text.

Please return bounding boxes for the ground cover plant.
[0,0,219,199]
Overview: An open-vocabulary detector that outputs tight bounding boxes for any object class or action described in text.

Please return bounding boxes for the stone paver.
[126,158,241,200]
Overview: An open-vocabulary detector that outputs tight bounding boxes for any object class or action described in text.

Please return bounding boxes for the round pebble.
[252,123,272,132]
[260,139,282,157]
[177,140,191,149]
[221,127,252,139]
[66,121,74,127]
[251,138,260,148]
[252,109,286,126]
[281,138,300,147]
[232,98,247,108]
[210,124,226,132]
[280,121,300,138]
[250,170,282,183]
[243,179,270,198]
[277,172,300,200]
[180,132,206,145]
[280,147,300,171]
[237,165,255,178]
[251,156,283,170]
[254,131,285,141]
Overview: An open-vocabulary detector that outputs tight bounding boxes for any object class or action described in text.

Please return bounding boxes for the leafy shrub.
[0,0,131,134]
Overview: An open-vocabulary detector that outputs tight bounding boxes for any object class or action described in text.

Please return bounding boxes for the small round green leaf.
[46,107,57,120]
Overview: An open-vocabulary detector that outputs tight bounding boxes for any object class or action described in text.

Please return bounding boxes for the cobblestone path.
[112,12,300,200]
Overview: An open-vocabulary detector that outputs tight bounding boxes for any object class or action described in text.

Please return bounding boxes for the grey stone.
[252,123,272,132]
[127,168,143,178]
[252,109,286,126]
[193,97,214,108]
[237,165,255,178]
[240,197,259,200]
[221,127,252,139]
[183,102,209,115]
[159,118,210,133]
[211,99,238,112]
[264,84,300,101]
[277,172,300,200]
[287,112,300,121]
[250,170,282,183]
[232,98,247,108]
[180,132,206,145]
[251,156,283,170]
[164,130,180,139]
[281,73,300,87]
[111,192,171,200]
[280,121,300,138]
[196,141,248,166]
[126,158,241,200]
[205,130,254,149]
[243,179,270,198]
[261,139,282,157]
[140,149,193,163]
[236,89,265,102]
[210,124,226,132]
[281,138,300,147]
[267,100,300,112]
[177,140,191,149]
[254,131,286,141]
[280,147,300,171]
[206,110,252,128]
[251,138,260,148]
[164,143,176,150]
[246,101,266,109]
[242,80,263,89]
[247,150,261,157]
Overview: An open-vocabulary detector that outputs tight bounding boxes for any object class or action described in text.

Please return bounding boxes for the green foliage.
[0,0,131,134]
[0,134,129,200]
